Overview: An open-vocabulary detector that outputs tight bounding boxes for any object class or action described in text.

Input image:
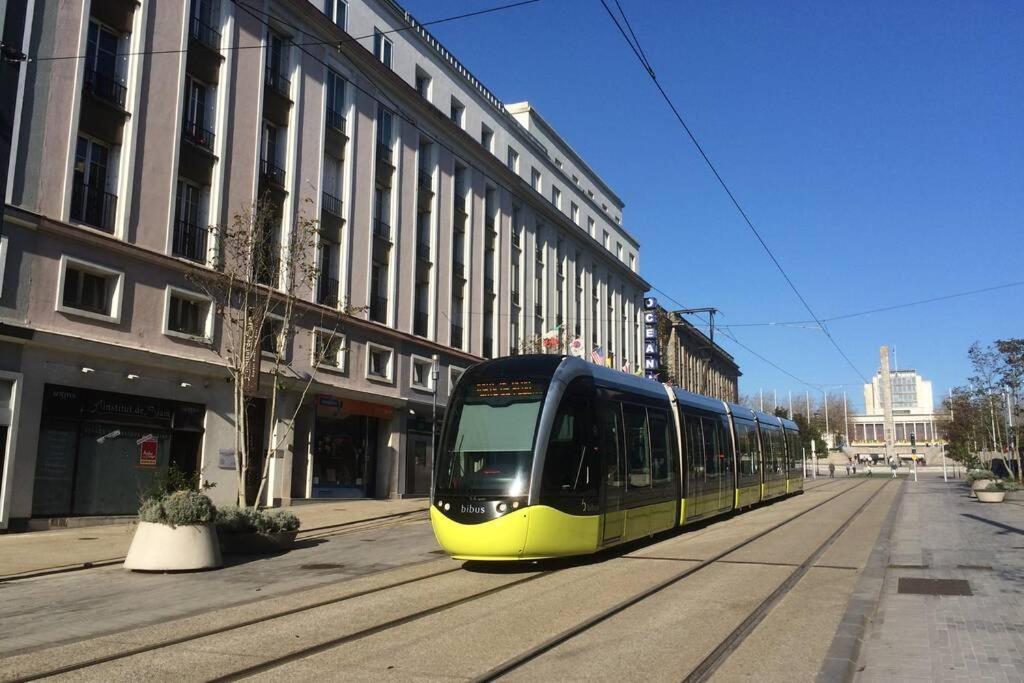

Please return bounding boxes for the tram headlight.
[443,503,450,511]
[497,502,507,513]
[436,500,443,508]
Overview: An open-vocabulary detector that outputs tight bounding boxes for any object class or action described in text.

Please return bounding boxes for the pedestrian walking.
[845,463,851,476]
[852,464,857,475]
[829,463,835,479]
[866,465,872,477]
[890,458,898,478]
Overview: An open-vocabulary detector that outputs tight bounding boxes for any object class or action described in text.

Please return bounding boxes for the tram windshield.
[436,378,548,496]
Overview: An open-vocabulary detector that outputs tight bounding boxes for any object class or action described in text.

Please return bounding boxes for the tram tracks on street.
[470,478,880,682]
[4,482,871,681]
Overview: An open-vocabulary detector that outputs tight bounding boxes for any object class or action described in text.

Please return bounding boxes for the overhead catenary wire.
[19,0,542,63]
[598,0,869,385]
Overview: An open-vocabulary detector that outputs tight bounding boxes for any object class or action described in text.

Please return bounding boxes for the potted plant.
[215,506,301,554]
[967,469,997,497]
[999,479,1022,501]
[976,481,1008,503]
[124,490,222,571]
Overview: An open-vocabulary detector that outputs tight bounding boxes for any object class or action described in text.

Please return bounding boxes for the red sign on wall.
[139,439,158,467]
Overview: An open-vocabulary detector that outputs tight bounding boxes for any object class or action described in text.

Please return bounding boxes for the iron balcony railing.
[182,118,216,153]
[373,219,391,242]
[418,169,433,192]
[325,107,346,133]
[322,191,342,217]
[370,295,388,323]
[416,241,431,261]
[260,158,286,186]
[189,15,221,50]
[454,196,467,215]
[413,311,429,337]
[83,68,127,109]
[453,261,465,280]
[511,232,521,249]
[317,275,339,307]
[484,276,495,293]
[70,181,117,232]
[376,143,393,165]
[264,66,291,98]
[511,288,520,305]
[172,220,208,262]
[534,303,543,316]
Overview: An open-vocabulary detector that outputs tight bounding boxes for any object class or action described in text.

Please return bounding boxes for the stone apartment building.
[663,312,740,403]
[0,0,649,529]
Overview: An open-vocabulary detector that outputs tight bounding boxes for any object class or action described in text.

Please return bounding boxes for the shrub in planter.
[967,470,997,497]
[976,481,1008,503]
[215,506,301,554]
[124,491,222,571]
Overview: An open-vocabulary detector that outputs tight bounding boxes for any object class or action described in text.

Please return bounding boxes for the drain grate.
[299,563,347,571]
[898,578,972,596]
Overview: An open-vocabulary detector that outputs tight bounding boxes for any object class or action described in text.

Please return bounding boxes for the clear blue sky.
[402,0,1023,411]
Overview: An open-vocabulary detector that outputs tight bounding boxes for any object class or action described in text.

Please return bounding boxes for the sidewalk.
[854,474,1024,681]
[0,497,429,579]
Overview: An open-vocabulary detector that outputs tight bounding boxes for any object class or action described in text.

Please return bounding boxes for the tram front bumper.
[429,505,601,561]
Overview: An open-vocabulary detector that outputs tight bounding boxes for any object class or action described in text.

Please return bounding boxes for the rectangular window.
[570,202,579,225]
[328,0,347,29]
[314,330,346,370]
[531,167,541,192]
[260,316,284,355]
[507,147,519,173]
[173,179,208,262]
[481,124,493,152]
[603,230,610,249]
[182,76,214,151]
[373,28,393,68]
[587,216,595,238]
[326,70,346,132]
[411,355,435,391]
[629,253,636,271]
[165,288,211,340]
[551,186,561,209]
[366,343,394,381]
[415,67,431,100]
[71,135,116,232]
[57,256,123,323]
[616,242,623,261]
[450,97,465,128]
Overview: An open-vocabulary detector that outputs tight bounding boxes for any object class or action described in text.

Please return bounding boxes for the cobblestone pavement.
[855,476,1024,682]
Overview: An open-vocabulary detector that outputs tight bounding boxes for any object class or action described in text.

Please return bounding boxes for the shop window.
[366,343,393,382]
[260,315,285,356]
[56,255,124,323]
[410,355,434,391]
[164,287,212,341]
[313,329,346,371]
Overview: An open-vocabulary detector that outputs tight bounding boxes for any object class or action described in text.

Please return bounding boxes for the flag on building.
[541,327,560,350]
[568,337,585,357]
[621,361,631,373]
[591,346,605,364]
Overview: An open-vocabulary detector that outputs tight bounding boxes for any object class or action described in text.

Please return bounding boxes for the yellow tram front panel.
[430,504,600,561]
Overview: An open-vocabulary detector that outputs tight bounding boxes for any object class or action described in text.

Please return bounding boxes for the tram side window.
[622,404,651,489]
[684,414,705,486]
[701,417,720,481]
[648,408,674,488]
[541,396,598,496]
[595,400,625,493]
[788,432,802,474]
[769,429,783,474]
[735,419,757,477]
[718,416,734,475]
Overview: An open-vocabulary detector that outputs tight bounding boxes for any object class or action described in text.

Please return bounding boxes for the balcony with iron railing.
[511,288,520,305]
[370,295,388,323]
[264,66,291,99]
[511,232,521,249]
[326,107,346,134]
[376,143,393,166]
[322,191,343,217]
[189,14,221,51]
[416,241,431,262]
[317,275,339,307]
[535,303,543,316]
[182,118,216,154]
[260,158,286,188]
[484,276,495,294]
[70,180,117,233]
[83,68,127,109]
[454,195,467,216]
[413,311,429,337]
[373,219,392,242]
[453,261,465,281]
[172,219,208,262]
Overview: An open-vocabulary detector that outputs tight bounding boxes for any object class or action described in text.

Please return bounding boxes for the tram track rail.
[470,478,876,682]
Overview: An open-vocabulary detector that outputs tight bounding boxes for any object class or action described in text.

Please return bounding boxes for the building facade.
[849,369,941,446]
[0,0,649,529]
[663,313,740,403]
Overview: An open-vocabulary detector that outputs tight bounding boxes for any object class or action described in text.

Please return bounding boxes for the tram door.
[596,399,626,543]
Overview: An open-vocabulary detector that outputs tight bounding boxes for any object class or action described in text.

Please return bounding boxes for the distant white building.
[850,369,942,445]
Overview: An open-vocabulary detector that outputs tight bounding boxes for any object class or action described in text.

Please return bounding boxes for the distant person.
[829,463,835,479]
[845,463,851,476]
[890,458,898,478]
[852,464,857,475]
[866,465,872,477]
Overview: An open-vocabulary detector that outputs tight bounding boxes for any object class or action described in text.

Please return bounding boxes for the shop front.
[31,384,205,517]
[309,395,392,498]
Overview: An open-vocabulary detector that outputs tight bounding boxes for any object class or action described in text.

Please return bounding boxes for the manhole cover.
[299,563,346,571]
[898,578,972,596]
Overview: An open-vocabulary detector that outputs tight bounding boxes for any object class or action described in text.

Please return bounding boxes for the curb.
[816,478,906,682]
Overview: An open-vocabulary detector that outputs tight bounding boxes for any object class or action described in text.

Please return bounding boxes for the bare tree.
[189,197,359,507]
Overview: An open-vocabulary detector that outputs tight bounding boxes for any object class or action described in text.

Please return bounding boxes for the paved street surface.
[855,478,1024,682]
[0,477,1020,681]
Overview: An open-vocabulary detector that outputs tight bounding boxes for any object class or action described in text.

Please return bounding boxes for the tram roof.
[727,403,757,421]
[673,387,728,415]
[753,411,784,427]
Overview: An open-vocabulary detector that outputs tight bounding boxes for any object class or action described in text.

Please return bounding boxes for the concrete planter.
[1005,489,1024,502]
[219,530,298,554]
[969,479,994,498]
[976,490,1006,503]
[124,522,223,571]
